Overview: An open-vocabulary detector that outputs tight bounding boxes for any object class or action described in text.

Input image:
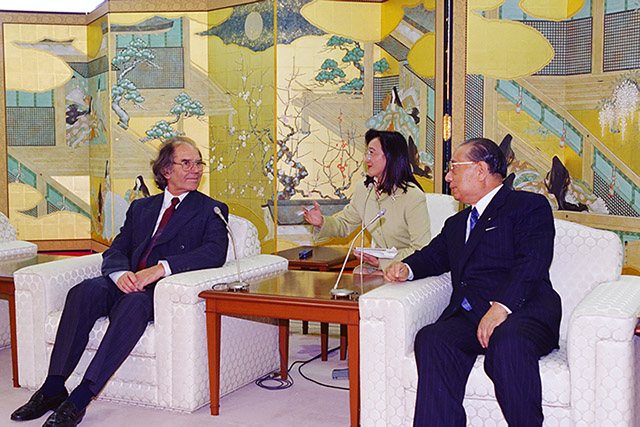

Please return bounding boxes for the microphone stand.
[330,208,386,298]
[359,183,374,296]
[214,207,249,292]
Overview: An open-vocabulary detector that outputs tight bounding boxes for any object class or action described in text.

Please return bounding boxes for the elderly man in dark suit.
[11,136,229,427]
[384,138,561,427]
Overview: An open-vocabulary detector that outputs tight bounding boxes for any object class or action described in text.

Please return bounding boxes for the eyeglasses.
[366,150,382,161]
[173,160,205,171]
[447,160,478,173]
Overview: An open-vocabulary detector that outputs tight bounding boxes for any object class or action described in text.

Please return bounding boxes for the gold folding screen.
[463,0,640,268]
[0,0,448,252]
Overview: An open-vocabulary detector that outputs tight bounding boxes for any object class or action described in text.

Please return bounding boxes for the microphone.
[213,206,249,292]
[330,208,386,297]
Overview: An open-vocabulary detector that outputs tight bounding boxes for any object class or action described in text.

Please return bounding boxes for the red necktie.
[137,197,179,271]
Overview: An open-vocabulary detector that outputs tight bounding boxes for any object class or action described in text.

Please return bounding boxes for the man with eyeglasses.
[11,137,229,427]
[385,137,560,427]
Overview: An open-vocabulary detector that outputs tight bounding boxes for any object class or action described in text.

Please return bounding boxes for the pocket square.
[485,226,498,231]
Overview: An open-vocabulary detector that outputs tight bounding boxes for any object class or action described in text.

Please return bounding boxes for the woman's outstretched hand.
[302,201,324,227]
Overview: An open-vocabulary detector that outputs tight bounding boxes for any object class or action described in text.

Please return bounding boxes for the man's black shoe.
[10,388,68,421]
[42,401,86,427]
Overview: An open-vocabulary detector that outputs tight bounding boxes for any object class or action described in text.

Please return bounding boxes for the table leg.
[204,311,221,415]
[302,320,309,334]
[8,293,19,387]
[347,323,360,427]
[339,324,347,361]
[278,319,290,380]
[321,322,329,361]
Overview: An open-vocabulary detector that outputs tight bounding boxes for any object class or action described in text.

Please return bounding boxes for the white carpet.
[0,322,351,426]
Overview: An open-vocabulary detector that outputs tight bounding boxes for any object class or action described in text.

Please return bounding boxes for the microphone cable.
[291,346,349,391]
[254,345,348,391]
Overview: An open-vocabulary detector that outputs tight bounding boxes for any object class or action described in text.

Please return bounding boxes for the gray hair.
[151,136,201,190]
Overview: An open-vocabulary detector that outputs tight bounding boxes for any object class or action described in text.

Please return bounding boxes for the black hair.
[459,137,507,178]
[151,136,201,190]
[364,129,423,195]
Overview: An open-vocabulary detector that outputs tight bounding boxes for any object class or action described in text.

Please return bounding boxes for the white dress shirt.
[109,190,189,284]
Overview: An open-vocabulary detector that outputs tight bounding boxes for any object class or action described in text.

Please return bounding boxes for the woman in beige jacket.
[303,129,431,273]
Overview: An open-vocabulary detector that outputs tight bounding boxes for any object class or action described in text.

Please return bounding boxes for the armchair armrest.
[359,273,451,427]
[15,253,103,388]
[0,240,38,259]
[567,275,640,426]
[154,254,288,306]
[153,254,288,410]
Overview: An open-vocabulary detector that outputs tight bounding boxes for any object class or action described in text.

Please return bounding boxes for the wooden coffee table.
[275,246,358,360]
[0,254,69,387]
[200,270,385,427]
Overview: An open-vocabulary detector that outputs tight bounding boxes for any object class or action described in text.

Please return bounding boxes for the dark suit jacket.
[102,190,229,277]
[404,186,561,345]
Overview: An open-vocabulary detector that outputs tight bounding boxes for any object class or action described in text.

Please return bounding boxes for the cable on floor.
[255,345,348,391]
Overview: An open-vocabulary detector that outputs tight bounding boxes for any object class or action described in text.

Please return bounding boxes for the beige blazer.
[314,181,431,270]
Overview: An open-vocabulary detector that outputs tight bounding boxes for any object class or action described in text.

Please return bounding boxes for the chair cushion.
[404,342,570,408]
[45,312,156,358]
[68,350,158,390]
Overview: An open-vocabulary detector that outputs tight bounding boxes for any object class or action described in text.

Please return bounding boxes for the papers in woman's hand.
[354,247,399,259]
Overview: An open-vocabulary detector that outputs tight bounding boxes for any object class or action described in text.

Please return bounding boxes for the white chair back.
[0,211,17,241]
[550,219,622,339]
[425,193,459,237]
[225,214,260,261]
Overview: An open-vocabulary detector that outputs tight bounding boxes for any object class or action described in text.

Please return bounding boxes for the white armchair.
[15,214,288,412]
[0,212,37,349]
[360,219,640,426]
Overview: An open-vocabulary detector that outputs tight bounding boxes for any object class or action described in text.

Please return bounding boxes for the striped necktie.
[469,207,479,232]
[461,207,479,311]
